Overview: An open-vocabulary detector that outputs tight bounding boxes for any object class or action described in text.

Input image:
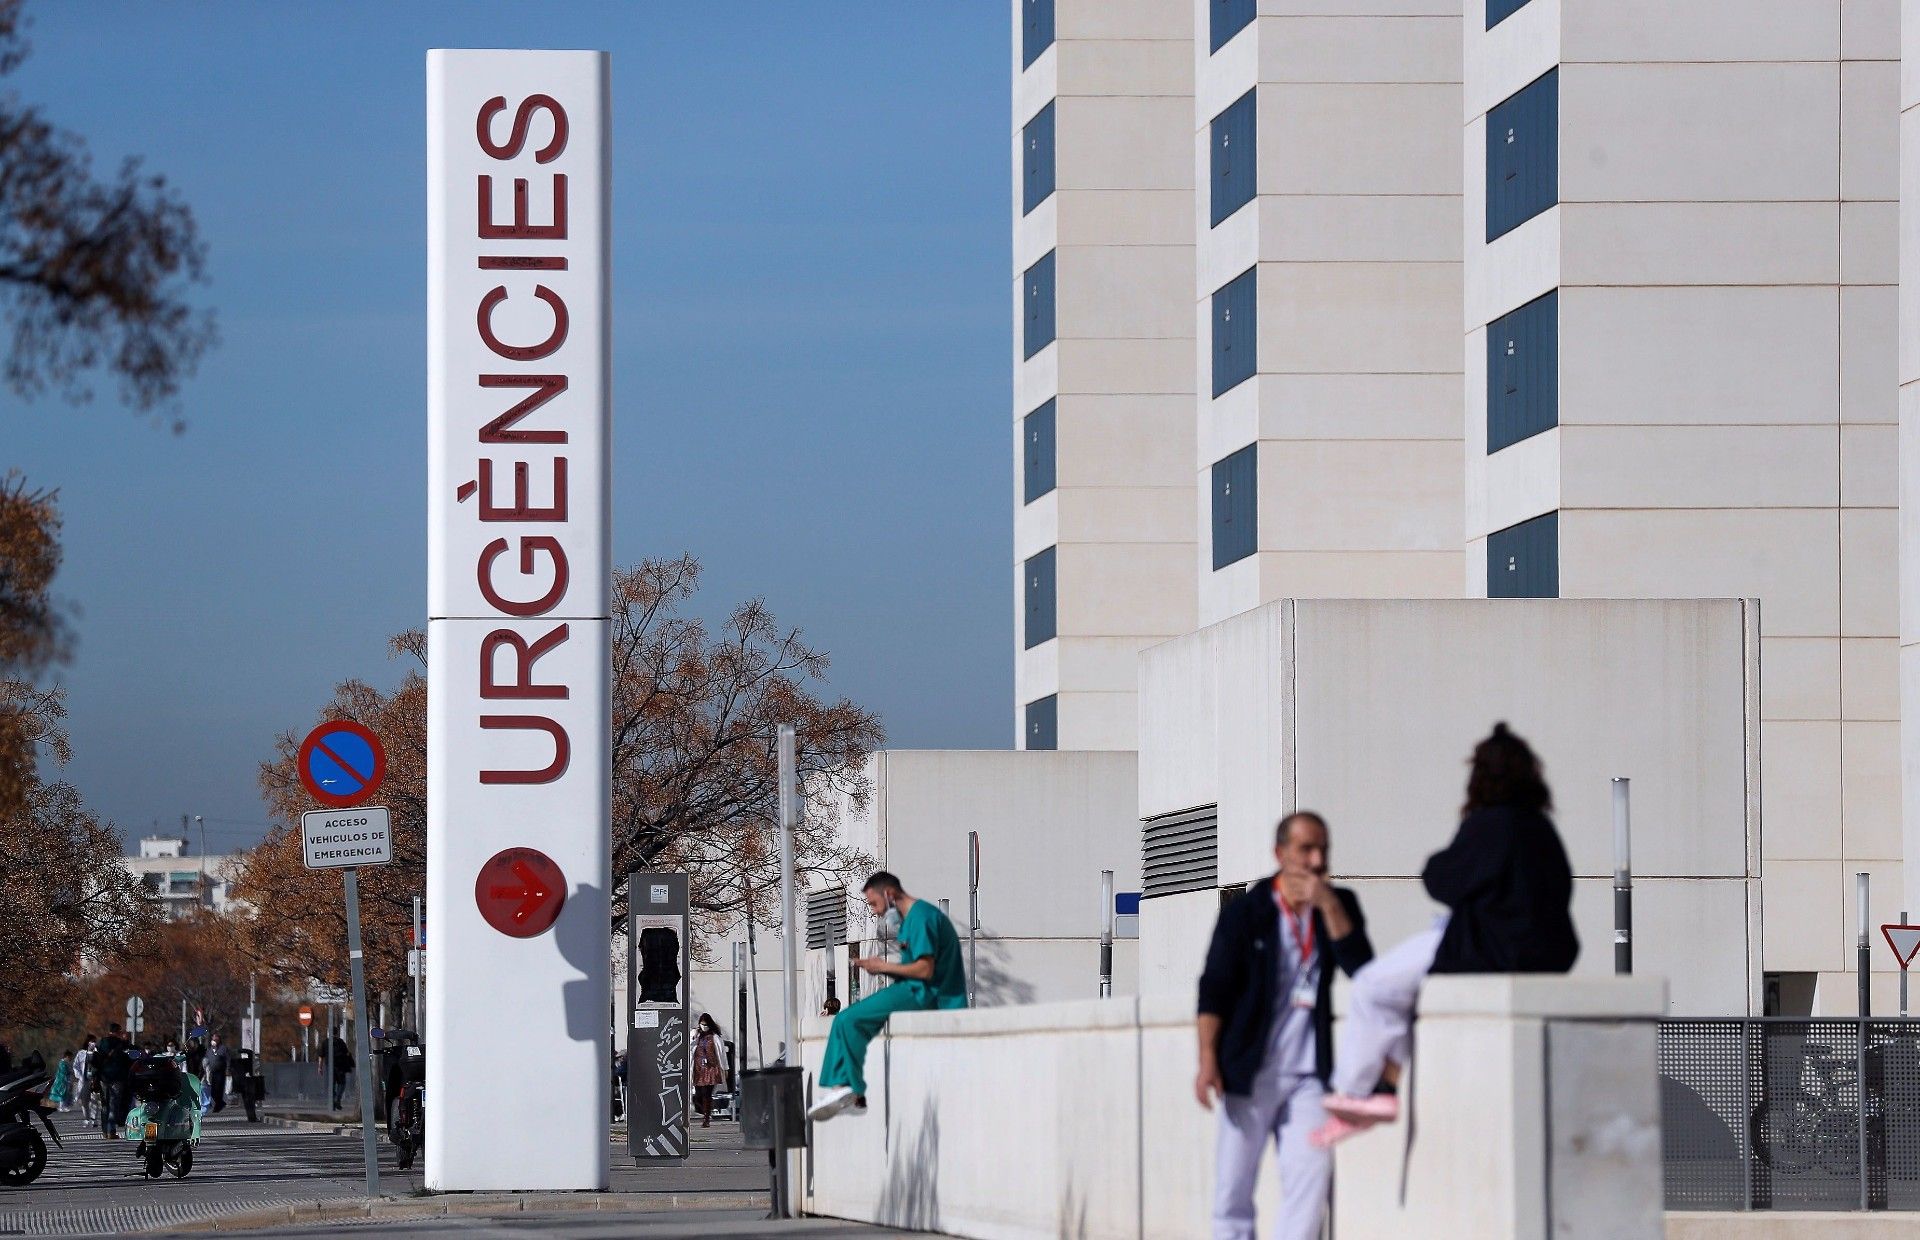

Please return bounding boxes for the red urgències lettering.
[461,92,575,785]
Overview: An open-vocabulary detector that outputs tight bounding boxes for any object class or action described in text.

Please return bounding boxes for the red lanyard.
[1273,882,1315,966]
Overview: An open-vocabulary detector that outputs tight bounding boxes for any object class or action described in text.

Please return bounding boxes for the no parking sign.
[297,720,386,808]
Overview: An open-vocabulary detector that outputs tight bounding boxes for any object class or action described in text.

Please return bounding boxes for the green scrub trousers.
[816,983,934,1096]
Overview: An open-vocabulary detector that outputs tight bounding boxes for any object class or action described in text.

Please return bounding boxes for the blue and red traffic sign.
[297,720,386,809]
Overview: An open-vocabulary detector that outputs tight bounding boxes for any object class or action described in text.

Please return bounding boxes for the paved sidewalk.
[0,1112,822,1236]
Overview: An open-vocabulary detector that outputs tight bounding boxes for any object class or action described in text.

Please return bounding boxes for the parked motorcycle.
[0,1064,60,1186]
[123,1054,200,1179]
[385,1038,424,1170]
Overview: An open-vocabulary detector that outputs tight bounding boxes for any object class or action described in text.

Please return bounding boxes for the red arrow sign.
[475,848,567,938]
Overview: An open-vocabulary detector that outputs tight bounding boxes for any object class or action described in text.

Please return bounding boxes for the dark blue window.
[1023,250,1056,360]
[1487,511,1558,598]
[1486,290,1558,454]
[1022,0,1054,68]
[1486,0,1534,28]
[1023,101,1056,216]
[1023,399,1056,504]
[1211,445,1257,570]
[1024,546,1057,648]
[1487,69,1557,242]
[1025,695,1058,751]
[1210,89,1256,227]
[1211,0,1255,53]
[1212,267,1256,397]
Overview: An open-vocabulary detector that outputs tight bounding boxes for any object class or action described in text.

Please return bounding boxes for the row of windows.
[1023,250,1055,358]
[1025,694,1057,750]
[1212,266,1256,397]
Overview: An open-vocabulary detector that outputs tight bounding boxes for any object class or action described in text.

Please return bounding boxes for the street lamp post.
[194,815,207,905]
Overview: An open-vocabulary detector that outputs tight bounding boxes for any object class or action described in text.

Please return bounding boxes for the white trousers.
[1211,1070,1330,1240]
[1329,923,1445,1098]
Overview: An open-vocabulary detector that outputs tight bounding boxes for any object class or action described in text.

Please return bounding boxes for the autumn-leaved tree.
[232,639,425,1016]
[0,694,153,1042]
[0,0,214,828]
[231,556,884,998]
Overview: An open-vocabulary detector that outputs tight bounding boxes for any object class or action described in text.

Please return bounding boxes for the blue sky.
[4,3,1011,852]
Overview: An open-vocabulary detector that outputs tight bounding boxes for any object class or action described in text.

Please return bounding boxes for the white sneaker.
[807,1086,858,1122]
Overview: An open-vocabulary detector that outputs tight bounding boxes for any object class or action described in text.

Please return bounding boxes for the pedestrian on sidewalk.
[47,1049,74,1112]
[206,1033,230,1113]
[807,871,967,1122]
[692,1015,724,1128]
[97,1023,132,1138]
[329,1032,353,1110]
[1196,811,1375,1240]
[73,1036,96,1123]
[1312,723,1579,1149]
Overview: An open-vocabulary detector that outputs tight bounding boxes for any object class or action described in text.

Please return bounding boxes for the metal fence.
[1660,1018,1920,1211]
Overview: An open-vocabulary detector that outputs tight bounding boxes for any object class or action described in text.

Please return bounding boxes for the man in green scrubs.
[808,870,967,1121]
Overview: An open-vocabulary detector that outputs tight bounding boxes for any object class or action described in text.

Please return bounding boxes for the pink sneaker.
[1308,1114,1374,1149]
[1323,1092,1400,1125]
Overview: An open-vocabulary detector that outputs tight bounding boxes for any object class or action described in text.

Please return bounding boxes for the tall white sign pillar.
[425,49,612,1191]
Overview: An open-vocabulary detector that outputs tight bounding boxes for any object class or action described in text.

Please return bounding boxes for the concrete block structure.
[801,977,1667,1239]
[1137,597,1759,1016]
[1195,0,1465,626]
[802,749,1142,1011]
[1012,0,1198,752]
[1464,0,1902,1015]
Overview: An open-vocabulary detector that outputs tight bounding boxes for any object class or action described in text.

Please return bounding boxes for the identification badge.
[1290,976,1316,1011]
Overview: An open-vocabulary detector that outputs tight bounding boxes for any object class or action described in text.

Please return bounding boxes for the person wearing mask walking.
[1312,723,1579,1148]
[206,1034,230,1113]
[330,1032,353,1110]
[807,871,968,1122]
[691,1015,724,1129]
[1195,811,1375,1240]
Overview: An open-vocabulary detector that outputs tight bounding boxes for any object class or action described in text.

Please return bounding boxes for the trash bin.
[739,1066,807,1150]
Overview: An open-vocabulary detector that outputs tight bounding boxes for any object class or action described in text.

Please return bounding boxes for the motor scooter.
[0,1064,60,1186]
[386,1038,424,1170]
[123,1055,200,1179]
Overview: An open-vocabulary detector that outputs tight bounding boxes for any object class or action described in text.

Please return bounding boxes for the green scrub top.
[899,899,969,1009]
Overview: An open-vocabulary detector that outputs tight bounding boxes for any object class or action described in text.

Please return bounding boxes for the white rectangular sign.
[426,48,612,1194]
[300,807,393,869]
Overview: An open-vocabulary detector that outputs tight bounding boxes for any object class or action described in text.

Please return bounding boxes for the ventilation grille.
[806,887,848,951]
[1142,805,1219,899]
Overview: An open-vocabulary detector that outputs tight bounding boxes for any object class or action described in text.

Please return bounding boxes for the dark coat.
[1197,877,1374,1095]
[1423,804,1579,974]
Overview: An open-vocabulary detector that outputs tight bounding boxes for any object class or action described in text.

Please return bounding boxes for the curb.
[156,1191,771,1233]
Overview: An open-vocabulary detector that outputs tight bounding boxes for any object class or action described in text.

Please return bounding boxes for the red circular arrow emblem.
[474,848,567,938]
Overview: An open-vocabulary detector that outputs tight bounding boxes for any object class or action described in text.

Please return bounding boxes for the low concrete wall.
[801,976,1668,1239]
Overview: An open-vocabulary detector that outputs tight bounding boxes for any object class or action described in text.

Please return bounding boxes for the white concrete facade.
[1013,0,1197,752]
[1137,597,1760,1016]
[803,749,1143,1010]
[801,976,1667,1240]
[1195,2,1466,627]
[1467,1,1903,1014]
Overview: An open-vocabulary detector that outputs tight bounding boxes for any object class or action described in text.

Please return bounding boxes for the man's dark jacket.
[1422,805,1579,974]
[1197,877,1373,1095]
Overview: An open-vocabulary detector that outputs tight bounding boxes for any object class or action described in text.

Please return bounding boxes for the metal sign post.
[296,720,393,1199]
[1857,871,1870,1213]
[627,873,690,1160]
[1887,915,1920,1017]
[777,724,799,1067]
[412,896,425,1035]
[967,831,980,1007]
[343,868,381,1198]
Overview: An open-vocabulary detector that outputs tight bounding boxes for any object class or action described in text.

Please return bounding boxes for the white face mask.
[880,906,903,938]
